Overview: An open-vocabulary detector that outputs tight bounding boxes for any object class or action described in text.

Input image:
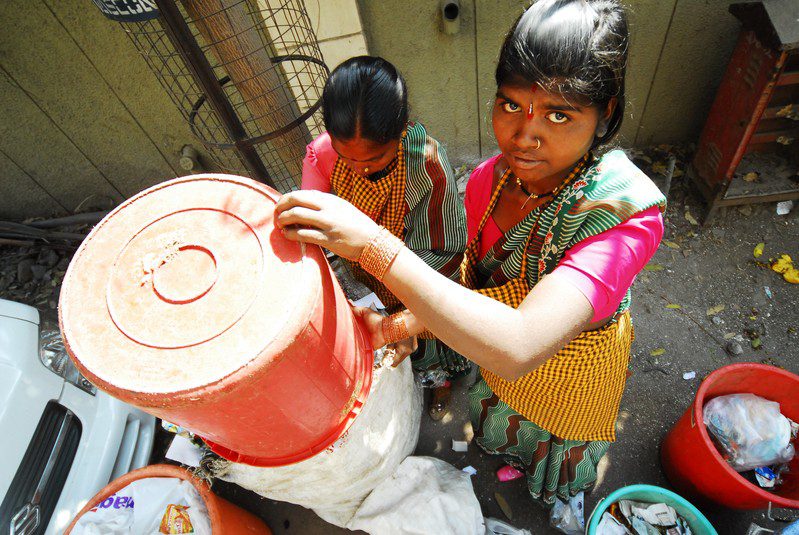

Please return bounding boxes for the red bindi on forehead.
[525,84,538,119]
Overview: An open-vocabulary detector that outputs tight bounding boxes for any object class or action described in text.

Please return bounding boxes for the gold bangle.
[358,226,404,281]
[382,311,410,345]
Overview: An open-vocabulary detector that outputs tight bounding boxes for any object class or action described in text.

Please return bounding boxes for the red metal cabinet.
[691,1,799,220]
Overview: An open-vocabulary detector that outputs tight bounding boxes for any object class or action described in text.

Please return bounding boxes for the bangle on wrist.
[382,310,410,345]
[358,226,404,281]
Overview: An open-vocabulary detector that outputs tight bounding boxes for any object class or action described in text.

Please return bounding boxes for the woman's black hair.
[322,56,408,144]
[496,0,628,147]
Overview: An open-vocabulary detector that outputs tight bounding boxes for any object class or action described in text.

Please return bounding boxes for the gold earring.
[364,167,370,174]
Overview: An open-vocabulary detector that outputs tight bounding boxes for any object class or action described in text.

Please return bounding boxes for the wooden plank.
[776,70,799,86]
[0,150,65,220]
[0,66,123,216]
[0,0,177,199]
[749,128,799,145]
[182,0,310,188]
[718,190,799,204]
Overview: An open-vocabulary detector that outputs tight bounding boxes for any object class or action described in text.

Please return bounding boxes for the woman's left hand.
[351,305,386,349]
[275,190,380,260]
[389,335,418,367]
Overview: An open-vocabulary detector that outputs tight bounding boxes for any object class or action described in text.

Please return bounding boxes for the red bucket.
[60,175,373,467]
[64,464,270,534]
[661,363,799,509]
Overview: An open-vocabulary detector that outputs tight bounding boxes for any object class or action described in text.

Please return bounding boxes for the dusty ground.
[2,149,797,533]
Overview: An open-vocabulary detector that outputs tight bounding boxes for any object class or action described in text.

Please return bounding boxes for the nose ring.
[533,138,541,150]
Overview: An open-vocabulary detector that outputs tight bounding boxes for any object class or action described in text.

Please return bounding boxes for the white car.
[0,298,155,534]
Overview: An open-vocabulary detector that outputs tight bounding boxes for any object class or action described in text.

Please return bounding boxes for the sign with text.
[91,0,159,22]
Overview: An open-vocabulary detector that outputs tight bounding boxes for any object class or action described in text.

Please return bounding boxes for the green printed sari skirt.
[468,375,610,506]
[410,338,470,377]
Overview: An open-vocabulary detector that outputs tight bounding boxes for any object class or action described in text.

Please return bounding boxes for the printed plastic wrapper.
[606,500,693,535]
[703,393,796,471]
[596,512,632,535]
[161,420,194,440]
[755,466,777,488]
[71,477,211,534]
[418,368,449,388]
[484,516,533,535]
[550,491,584,535]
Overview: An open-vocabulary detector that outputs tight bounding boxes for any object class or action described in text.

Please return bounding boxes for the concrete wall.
[0,0,191,219]
[307,0,369,69]
[357,0,741,164]
[358,0,482,161]
[0,0,365,219]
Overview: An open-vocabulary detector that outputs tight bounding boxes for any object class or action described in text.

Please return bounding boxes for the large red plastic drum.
[661,363,799,509]
[59,174,373,467]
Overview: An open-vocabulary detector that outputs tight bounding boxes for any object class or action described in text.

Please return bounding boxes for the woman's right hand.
[275,190,381,260]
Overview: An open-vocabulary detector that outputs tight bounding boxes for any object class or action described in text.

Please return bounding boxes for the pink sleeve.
[552,206,664,322]
[465,155,501,242]
[301,133,337,192]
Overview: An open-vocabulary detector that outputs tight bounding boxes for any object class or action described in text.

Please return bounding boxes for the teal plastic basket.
[587,484,717,534]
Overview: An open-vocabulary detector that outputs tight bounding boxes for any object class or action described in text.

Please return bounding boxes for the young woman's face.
[492,81,613,184]
[330,135,399,177]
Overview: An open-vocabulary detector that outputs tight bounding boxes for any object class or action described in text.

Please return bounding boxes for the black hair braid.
[322,56,408,144]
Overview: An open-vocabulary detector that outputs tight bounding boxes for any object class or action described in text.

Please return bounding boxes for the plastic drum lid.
[60,174,319,397]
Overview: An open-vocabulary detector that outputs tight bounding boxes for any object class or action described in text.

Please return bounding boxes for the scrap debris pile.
[0,212,103,312]
[596,500,694,534]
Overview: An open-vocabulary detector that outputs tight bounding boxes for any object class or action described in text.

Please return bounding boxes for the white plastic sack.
[72,478,211,535]
[214,356,422,527]
[703,393,795,471]
[347,456,484,534]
